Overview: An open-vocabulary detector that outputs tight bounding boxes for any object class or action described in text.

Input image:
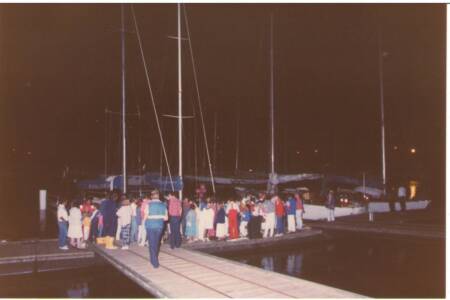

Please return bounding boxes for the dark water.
[0,264,152,298]
[219,234,445,298]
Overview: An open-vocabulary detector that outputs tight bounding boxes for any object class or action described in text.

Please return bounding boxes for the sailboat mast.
[378,27,386,195]
[178,3,183,200]
[121,4,127,194]
[269,14,275,177]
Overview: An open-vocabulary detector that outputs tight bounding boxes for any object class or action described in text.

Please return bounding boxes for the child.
[68,201,83,248]
[116,198,133,250]
[89,203,102,242]
[82,212,91,242]
[184,203,197,242]
[240,205,251,238]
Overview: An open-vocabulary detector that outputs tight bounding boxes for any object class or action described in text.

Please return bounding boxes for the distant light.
[248,169,253,172]
[95,119,99,123]
[410,148,416,154]
[26,151,32,155]
[314,149,319,154]
[394,146,398,150]
[296,151,300,155]
[12,148,16,152]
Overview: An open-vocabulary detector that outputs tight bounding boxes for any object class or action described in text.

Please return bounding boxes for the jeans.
[131,217,138,243]
[146,227,163,268]
[169,216,182,249]
[276,216,284,234]
[58,221,68,248]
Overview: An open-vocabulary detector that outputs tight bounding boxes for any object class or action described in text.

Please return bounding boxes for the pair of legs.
[276,216,284,234]
[327,208,335,222]
[295,209,303,230]
[287,214,296,232]
[58,221,68,248]
[169,216,182,249]
[263,213,275,238]
[146,227,163,268]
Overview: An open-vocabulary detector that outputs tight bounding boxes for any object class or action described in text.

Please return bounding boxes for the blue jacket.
[216,208,226,224]
[287,197,297,215]
[145,200,167,230]
[241,210,251,222]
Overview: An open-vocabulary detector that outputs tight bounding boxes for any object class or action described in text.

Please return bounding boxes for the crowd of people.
[56,184,311,267]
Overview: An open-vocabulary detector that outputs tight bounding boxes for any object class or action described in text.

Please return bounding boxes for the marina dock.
[183,227,323,254]
[92,243,363,298]
[0,239,95,276]
[309,211,444,240]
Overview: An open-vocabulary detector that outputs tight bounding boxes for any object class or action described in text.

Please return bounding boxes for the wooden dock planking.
[93,243,363,298]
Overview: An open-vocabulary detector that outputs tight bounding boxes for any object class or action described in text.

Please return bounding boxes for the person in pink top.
[138,197,149,246]
[167,192,182,249]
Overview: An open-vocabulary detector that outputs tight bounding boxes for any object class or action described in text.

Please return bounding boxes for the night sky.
[0,4,445,200]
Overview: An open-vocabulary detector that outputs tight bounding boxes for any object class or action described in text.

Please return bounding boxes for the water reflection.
[224,236,444,298]
[67,282,89,298]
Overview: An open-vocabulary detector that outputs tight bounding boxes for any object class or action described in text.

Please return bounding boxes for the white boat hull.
[303,200,430,220]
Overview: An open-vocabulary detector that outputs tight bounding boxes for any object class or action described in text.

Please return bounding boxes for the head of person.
[151,190,160,200]
[92,203,99,211]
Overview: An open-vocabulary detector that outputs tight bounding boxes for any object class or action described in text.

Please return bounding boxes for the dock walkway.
[93,243,363,298]
[0,239,95,276]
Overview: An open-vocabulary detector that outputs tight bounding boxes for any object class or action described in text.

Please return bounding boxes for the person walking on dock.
[167,192,182,249]
[57,199,69,250]
[326,190,336,222]
[144,190,168,268]
[116,198,133,250]
[286,194,297,233]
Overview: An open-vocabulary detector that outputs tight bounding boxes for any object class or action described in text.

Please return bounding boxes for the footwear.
[59,246,69,250]
[105,236,118,250]
[121,245,129,250]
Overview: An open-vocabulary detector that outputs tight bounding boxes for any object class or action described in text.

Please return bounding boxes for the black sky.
[0,4,445,198]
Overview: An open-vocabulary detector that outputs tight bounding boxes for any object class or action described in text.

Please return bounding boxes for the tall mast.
[121,4,127,194]
[267,14,276,194]
[178,3,183,200]
[269,14,275,177]
[378,27,386,195]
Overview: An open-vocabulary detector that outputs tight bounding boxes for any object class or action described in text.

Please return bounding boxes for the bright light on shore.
[410,148,416,154]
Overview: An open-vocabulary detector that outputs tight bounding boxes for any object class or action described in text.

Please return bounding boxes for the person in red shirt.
[275,196,285,236]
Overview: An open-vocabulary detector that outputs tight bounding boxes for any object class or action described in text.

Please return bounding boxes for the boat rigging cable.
[183,5,216,194]
[131,5,175,191]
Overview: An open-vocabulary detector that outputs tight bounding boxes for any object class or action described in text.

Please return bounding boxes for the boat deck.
[92,243,363,298]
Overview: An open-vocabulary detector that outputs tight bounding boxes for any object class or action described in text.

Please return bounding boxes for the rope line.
[183,5,216,194]
[131,5,174,192]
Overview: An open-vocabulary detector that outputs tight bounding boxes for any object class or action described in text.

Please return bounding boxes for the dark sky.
[0,4,445,196]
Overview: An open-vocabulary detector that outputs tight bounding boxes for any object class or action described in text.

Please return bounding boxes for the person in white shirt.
[68,201,83,248]
[116,198,133,250]
[57,199,69,250]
